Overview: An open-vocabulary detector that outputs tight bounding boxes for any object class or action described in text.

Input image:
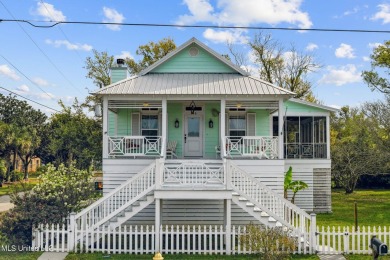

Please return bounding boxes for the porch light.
[209,119,214,128]
[143,102,149,107]
[189,100,196,114]
[236,103,242,108]
[174,119,179,128]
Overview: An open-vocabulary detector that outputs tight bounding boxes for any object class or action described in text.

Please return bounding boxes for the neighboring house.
[11,154,41,173]
[68,38,337,253]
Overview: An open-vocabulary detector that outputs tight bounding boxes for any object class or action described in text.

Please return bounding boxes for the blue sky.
[0,0,389,113]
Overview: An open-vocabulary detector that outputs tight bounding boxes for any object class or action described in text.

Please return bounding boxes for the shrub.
[240,223,296,260]
[0,163,99,246]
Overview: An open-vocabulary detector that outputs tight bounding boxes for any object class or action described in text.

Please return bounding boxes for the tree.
[0,163,97,246]
[331,106,385,194]
[362,40,390,95]
[229,32,320,102]
[84,49,114,88]
[44,99,101,170]
[284,166,308,204]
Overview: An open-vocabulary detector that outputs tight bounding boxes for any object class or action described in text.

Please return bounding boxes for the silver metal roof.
[94,73,294,96]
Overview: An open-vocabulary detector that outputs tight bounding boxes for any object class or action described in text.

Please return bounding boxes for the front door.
[184,115,203,157]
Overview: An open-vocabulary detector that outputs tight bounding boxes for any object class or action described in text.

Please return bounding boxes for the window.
[229,115,246,137]
[141,115,158,136]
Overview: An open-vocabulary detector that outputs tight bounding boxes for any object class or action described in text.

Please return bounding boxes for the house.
[60,38,337,254]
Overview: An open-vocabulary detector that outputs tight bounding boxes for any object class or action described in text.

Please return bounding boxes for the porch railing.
[108,136,162,156]
[162,160,224,187]
[285,143,327,159]
[225,136,278,159]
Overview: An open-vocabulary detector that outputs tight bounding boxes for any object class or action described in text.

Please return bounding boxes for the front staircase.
[69,158,316,252]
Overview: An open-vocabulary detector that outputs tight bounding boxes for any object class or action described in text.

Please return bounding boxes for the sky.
[0,0,389,114]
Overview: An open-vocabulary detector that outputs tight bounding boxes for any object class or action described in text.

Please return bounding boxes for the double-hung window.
[141,114,158,137]
[229,115,246,138]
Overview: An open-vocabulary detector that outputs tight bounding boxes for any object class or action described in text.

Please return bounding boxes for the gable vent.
[189,47,199,57]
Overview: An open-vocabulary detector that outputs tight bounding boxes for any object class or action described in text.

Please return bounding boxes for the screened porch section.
[273,116,328,159]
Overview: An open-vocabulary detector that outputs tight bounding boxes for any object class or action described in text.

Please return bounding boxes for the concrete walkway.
[0,195,14,212]
[318,254,346,260]
[38,252,68,260]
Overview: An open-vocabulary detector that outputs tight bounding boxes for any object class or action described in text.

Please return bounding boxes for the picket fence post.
[68,212,76,252]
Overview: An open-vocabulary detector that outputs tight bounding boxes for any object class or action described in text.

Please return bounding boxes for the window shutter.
[247,113,256,136]
[131,113,140,136]
[158,112,162,136]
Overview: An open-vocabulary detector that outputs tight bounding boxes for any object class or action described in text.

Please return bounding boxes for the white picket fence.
[32,224,390,255]
[32,224,306,254]
[316,226,390,254]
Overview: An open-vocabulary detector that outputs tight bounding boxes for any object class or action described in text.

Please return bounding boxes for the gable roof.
[94,73,295,96]
[139,37,249,76]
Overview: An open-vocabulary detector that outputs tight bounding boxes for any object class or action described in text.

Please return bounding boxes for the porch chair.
[166,140,177,159]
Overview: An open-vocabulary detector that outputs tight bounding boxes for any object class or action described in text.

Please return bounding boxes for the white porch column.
[278,99,284,159]
[102,97,109,159]
[326,115,331,159]
[155,198,161,252]
[162,98,167,158]
[224,199,231,255]
[220,99,226,158]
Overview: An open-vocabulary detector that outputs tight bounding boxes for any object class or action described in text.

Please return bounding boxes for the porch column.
[326,115,331,159]
[155,198,161,252]
[220,99,226,158]
[278,99,284,159]
[162,98,167,158]
[224,199,231,255]
[102,97,108,159]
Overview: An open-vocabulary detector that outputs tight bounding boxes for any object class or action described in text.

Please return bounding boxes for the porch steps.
[231,192,282,227]
[108,192,155,229]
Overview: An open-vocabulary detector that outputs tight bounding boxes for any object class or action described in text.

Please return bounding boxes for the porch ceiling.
[94,73,294,97]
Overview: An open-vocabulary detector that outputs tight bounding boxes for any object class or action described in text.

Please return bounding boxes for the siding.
[167,103,183,157]
[285,100,329,114]
[247,109,270,136]
[285,159,332,213]
[151,45,236,74]
[110,67,127,84]
[108,110,117,135]
[116,109,132,136]
[204,103,220,158]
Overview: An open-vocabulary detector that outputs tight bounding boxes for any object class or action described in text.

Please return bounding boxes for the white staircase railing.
[228,161,312,233]
[74,161,157,230]
[162,160,224,187]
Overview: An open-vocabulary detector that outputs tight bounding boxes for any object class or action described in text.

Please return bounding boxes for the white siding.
[285,159,331,213]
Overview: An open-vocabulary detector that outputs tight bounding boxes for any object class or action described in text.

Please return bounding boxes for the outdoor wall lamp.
[174,119,179,128]
[209,119,214,128]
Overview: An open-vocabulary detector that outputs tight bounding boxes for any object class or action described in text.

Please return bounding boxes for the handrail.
[225,136,278,159]
[108,136,162,156]
[229,161,311,232]
[74,161,156,229]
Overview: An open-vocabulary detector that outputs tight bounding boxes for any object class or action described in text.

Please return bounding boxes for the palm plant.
[284,166,308,204]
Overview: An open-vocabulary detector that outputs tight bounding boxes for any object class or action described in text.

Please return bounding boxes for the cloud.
[45,39,93,51]
[362,56,370,62]
[319,64,361,86]
[335,43,355,59]
[368,42,381,49]
[115,51,134,60]
[371,4,390,24]
[17,84,30,93]
[177,0,312,29]
[34,2,66,21]
[36,92,55,100]
[32,77,49,87]
[306,43,318,51]
[102,7,125,31]
[203,29,248,44]
[0,64,20,80]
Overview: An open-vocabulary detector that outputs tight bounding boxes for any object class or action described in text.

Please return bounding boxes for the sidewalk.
[38,252,68,260]
[0,195,14,212]
[318,254,346,260]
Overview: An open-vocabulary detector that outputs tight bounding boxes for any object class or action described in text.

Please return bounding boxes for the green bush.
[0,163,99,246]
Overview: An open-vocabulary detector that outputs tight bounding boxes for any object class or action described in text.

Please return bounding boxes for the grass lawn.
[316,189,390,227]
[65,253,319,259]
[345,255,390,260]
[0,251,43,260]
[0,178,39,196]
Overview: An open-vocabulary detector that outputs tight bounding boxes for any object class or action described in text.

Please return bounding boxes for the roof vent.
[116,58,125,67]
[189,47,199,57]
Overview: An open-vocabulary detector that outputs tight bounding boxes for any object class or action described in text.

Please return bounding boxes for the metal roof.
[93,73,295,96]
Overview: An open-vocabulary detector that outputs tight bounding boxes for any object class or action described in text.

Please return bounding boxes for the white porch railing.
[285,143,327,159]
[162,160,224,187]
[108,136,162,156]
[225,136,278,159]
[228,162,314,240]
[73,162,156,231]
